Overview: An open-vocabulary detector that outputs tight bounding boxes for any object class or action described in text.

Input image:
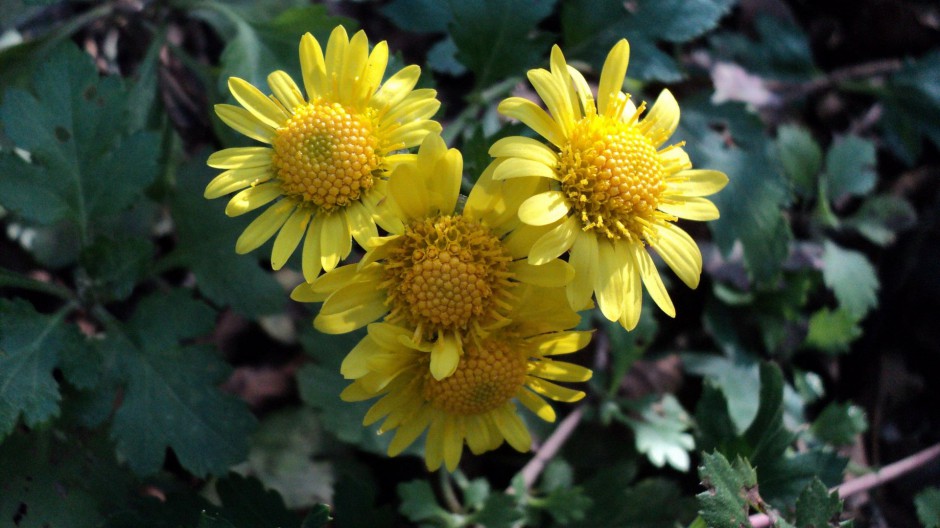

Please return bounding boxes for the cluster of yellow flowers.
[206,26,727,471]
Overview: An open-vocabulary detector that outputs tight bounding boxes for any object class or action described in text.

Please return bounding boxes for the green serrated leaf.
[562,0,736,82]
[80,236,153,303]
[198,4,355,97]
[631,395,695,471]
[696,452,758,528]
[398,480,452,525]
[427,37,467,76]
[381,0,452,33]
[805,308,862,354]
[167,155,284,318]
[0,299,76,439]
[810,402,867,446]
[0,43,158,244]
[109,290,255,477]
[843,195,917,247]
[795,478,843,528]
[777,125,822,198]
[470,492,524,528]
[683,351,761,432]
[880,51,940,164]
[0,429,136,528]
[215,473,298,528]
[821,241,879,318]
[679,98,792,285]
[916,487,940,528]
[824,135,877,200]
[709,15,816,82]
[241,408,332,509]
[448,0,555,89]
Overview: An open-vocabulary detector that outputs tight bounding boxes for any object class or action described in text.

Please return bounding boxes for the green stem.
[0,268,76,301]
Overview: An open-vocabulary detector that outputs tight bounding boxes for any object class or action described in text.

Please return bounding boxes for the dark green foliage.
[562,0,736,82]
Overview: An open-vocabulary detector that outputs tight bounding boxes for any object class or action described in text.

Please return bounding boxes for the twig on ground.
[513,405,586,491]
[748,442,940,527]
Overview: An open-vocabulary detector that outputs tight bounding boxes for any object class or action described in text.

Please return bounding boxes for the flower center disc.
[272,102,380,212]
[558,115,667,240]
[384,215,511,334]
[422,339,527,415]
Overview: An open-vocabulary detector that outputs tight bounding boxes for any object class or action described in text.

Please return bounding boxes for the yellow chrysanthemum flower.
[340,287,593,472]
[491,41,729,330]
[292,134,575,380]
[205,26,442,281]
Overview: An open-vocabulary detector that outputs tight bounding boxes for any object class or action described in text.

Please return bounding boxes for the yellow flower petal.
[225,182,283,217]
[633,244,675,317]
[425,417,445,470]
[658,196,720,221]
[526,377,585,403]
[465,416,493,454]
[388,406,432,457]
[515,389,556,423]
[359,40,389,103]
[340,336,383,379]
[665,169,729,197]
[301,214,324,282]
[565,64,595,116]
[518,190,570,226]
[492,157,560,181]
[488,136,559,166]
[370,64,421,112]
[340,29,369,106]
[660,145,692,174]
[388,163,428,221]
[529,330,593,356]
[314,282,388,334]
[235,199,294,254]
[594,239,627,321]
[442,418,463,471]
[299,32,327,98]
[267,70,305,111]
[385,119,442,149]
[319,212,351,272]
[324,25,349,101]
[509,259,574,288]
[204,166,273,199]
[214,104,275,144]
[340,382,372,402]
[290,281,321,303]
[619,244,643,331]
[228,77,288,128]
[206,147,272,169]
[651,222,702,289]
[430,333,461,381]
[270,208,311,270]
[597,39,630,117]
[345,201,379,247]
[528,68,574,136]
[497,97,565,147]
[529,359,593,382]
[494,406,531,452]
[379,89,441,127]
[567,231,598,310]
[639,89,680,147]
[529,216,579,265]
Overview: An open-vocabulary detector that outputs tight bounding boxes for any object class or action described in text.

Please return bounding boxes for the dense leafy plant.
[2,1,938,527]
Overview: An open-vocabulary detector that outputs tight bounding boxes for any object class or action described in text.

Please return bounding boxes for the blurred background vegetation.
[1,0,939,526]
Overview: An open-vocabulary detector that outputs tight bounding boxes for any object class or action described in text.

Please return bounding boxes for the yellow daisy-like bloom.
[340,287,593,471]
[491,41,728,330]
[205,26,442,281]
[292,134,575,380]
